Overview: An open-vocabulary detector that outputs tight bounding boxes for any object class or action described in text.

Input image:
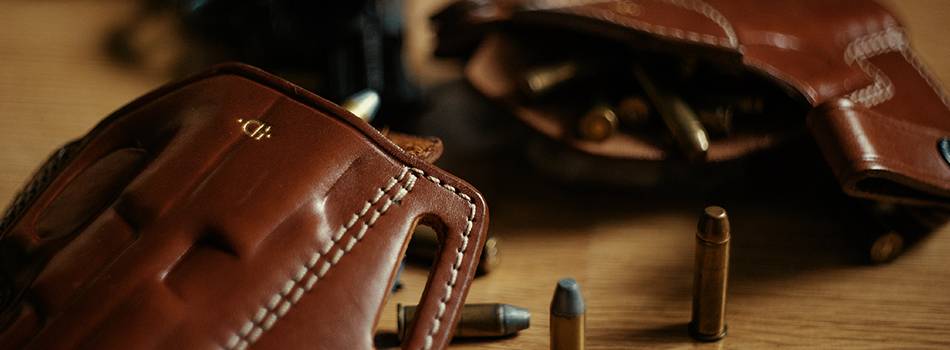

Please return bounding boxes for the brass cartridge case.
[521,61,581,98]
[869,231,904,264]
[550,278,585,350]
[397,303,530,340]
[689,206,730,341]
[407,226,499,275]
[616,96,651,126]
[577,103,619,142]
[632,66,709,160]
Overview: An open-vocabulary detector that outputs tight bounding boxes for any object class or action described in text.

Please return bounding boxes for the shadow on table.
[597,322,697,345]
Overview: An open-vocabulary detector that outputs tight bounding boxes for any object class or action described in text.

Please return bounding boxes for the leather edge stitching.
[845,26,950,109]
[225,167,417,350]
[655,0,738,48]
[534,0,738,48]
[406,168,477,350]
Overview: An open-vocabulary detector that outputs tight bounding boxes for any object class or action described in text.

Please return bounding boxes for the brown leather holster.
[0,63,488,350]
[433,0,950,208]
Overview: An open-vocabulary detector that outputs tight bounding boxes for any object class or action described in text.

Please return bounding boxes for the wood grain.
[1,1,949,349]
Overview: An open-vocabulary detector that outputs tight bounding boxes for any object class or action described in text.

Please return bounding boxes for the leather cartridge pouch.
[0,63,488,350]
[432,0,950,208]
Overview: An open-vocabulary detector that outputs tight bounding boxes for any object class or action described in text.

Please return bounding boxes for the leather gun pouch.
[432,0,950,209]
[0,63,488,350]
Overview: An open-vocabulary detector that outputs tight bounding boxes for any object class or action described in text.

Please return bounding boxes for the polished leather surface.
[809,98,950,207]
[0,63,489,350]
[436,0,950,206]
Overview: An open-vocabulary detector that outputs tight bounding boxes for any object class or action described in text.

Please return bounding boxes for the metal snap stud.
[939,138,950,168]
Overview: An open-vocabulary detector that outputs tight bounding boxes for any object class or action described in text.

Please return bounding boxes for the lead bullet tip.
[551,278,585,317]
[341,89,381,122]
[698,206,730,244]
[501,304,532,333]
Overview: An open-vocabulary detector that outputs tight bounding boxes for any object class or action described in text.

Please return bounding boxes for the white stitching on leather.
[655,0,737,47]
[225,167,415,349]
[845,27,903,107]
[408,168,478,350]
[529,0,738,48]
[224,166,478,350]
[843,26,950,109]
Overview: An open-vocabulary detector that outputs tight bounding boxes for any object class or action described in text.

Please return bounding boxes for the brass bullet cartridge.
[550,278,585,350]
[869,231,904,264]
[633,65,709,160]
[853,202,948,264]
[479,235,500,275]
[616,96,652,126]
[690,206,730,342]
[863,203,950,264]
[397,303,530,340]
[407,226,499,275]
[859,202,910,264]
[577,103,619,142]
[341,89,380,122]
[520,61,581,98]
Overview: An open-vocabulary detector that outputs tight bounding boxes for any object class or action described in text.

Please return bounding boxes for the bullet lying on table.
[551,278,585,350]
[406,225,499,275]
[690,206,731,342]
[397,303,530,340]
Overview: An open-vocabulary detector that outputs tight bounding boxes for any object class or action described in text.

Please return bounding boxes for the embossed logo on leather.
[237,119,272,140]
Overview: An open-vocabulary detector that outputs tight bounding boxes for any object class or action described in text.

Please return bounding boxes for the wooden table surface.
[2,1,950,349]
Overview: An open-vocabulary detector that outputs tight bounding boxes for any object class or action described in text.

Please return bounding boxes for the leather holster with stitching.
[433,0,950,206]
[432,0,950,260]
[0,63,488,350]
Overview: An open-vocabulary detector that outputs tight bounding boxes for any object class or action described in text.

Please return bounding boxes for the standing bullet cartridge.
[406,226,499,275]
[478,235,500,275]
[690,206,731,341]
[577,103,619,142]
[633,65,709,160]
[550,278,585,350]
[397,303,530,340]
